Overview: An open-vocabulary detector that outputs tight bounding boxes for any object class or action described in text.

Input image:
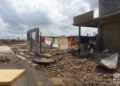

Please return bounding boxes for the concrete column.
[27,33,31,54]
[98,23,103,50]
[78,26,81,57]
[35,28,40,54]
[98,24,100,37]
[27,28,40,55]
[39,32,41,53]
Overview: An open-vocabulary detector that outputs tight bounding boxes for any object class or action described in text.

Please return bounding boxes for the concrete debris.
[12,47,19,53]
[100,53,119,69]
[0,46,118,85]
[33,58,55,65]
[103,49,109,54]
[37,81,44,86]
[0,46,14,54]
[0,54,9,62]
[16,54,27,61]
[62,78,75,86]
[50,77,74,86]
[89,49,94,54]
[0,35,119,86]
[41,53,52,58]
[50,77,65,86]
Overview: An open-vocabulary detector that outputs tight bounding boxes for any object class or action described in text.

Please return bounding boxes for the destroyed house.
[73,0,120,50]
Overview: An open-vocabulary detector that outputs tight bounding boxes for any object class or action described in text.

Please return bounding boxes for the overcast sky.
[0,0,98,39]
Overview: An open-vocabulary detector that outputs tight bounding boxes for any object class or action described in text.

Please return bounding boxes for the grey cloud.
[0,0,98,39]
[0,0,52,26]
[85,0,98,9]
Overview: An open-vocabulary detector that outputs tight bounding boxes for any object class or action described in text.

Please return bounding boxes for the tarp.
[58,36,69,50]
[45,36,69,50]
[45,37,59,48]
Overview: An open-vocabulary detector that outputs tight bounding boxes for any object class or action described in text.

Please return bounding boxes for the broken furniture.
[27,28,40,54]
[0,69,25,86]
[100,53,118,69]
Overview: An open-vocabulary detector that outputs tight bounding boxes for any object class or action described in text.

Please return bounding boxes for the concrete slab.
[100,53,119,69]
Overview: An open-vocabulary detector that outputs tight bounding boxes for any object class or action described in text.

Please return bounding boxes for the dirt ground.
[0,48,120,86]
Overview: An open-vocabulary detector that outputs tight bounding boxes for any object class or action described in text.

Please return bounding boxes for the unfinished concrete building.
[73,0,120,50]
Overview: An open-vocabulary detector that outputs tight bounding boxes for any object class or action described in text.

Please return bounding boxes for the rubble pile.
[36,50,114,85]
[12,45,28,56]
[1,43,118,85]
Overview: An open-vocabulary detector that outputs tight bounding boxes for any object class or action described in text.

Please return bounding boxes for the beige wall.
[102,22,120,50]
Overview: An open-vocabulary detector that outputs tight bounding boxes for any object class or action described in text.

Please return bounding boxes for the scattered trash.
[100,53,119,69]
[16,54,27,61]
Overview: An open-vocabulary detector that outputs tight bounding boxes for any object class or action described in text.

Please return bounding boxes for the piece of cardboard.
[0,69,25,85]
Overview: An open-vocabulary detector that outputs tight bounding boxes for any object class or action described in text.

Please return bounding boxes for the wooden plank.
[0,69,25,85]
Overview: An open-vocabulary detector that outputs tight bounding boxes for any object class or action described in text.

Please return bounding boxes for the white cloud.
[0,0,98,39]
[94,8,99,18]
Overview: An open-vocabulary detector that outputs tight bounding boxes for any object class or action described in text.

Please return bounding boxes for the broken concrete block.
[0,54,9,62]
[41,53,52,58]
[33,58,55,66]
[89,49,94,54]
[103,49,109,54]
[37,81,43,86]
[50,77,75,86]
[100,53,118,69]
[62,78,75,86]
[0,46,14,54]
[50,77,65,86]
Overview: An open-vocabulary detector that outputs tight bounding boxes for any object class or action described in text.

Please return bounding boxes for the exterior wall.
[99,0,120,16]
[102,22,120,50]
